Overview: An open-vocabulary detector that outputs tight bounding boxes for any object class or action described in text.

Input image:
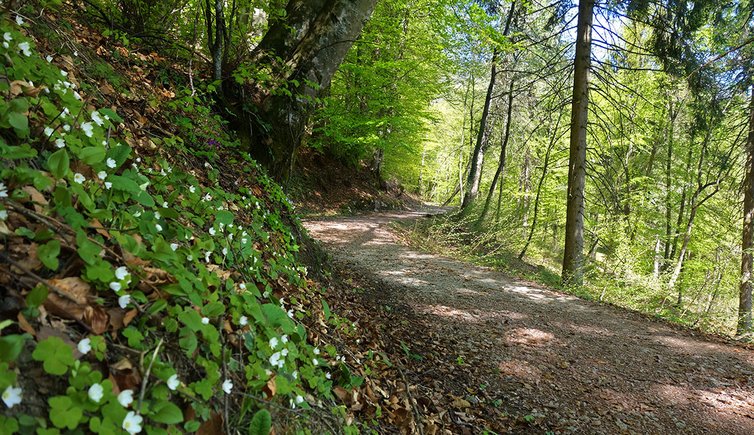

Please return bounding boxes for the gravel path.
[304,210,754,434]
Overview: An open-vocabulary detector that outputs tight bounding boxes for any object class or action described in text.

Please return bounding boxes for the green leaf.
[150,401,184,424]
[8,112,29,137]
[322,300,331,322]
[108,175,141,194]
[26,285,49,308]
[178,327,197,356]
[0,334,29,363]
[201,301,224,318]
[38,239,61,270]
[49,396,83,429]
[32,337,74,375]
[248,409,271,435]
[75,230,101,265]
[47,149,70,179]
[178,309,203,332]
[78,146,106,165]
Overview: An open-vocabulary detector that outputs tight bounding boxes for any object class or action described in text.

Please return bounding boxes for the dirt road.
[304,211,754,434]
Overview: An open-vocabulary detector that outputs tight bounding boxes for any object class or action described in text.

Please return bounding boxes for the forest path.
[304,210,754,434]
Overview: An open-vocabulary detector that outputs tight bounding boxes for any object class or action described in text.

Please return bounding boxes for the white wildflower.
[73,173,85,184]
[209,227,216,236]
[117,389,134,407]
[313,348,320,355]
[77,338,91,355]
[106,158,116,168]
[201,317,209,325]
[222,379,233,394]
[122,411,143,434]
[118,295,131,309]
[155,223,162,232]
[2,386,22,408]
[3,32,11,42]
[269,337,279,348]
[105,182,112,189]
[281,335,288,344]
[239,316,248,326]
[98,171,107,180]
[44,127,54,137]
[189,185,196,193]
[46,55,53,62]
[55,138,65,148]
[81,122,94,137]
[91,111,104,126]
[295,395,304,404]
[0,210,7,220]
[88,383,104,403]
[15,15,24,26]
[170,243,179,251]
[0,183,7,198]
[18,41,31,56]
[167,374,180,391]
[115,266,129,280]
[109,282,122,292]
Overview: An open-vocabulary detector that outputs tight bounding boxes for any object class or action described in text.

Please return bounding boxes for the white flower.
[62,124,70,132]
[239,316,248,326]
[189,186,196,193]
[118,295,131,309]
[122,411,143,434]
[170,243,179,251]
[2,386,22,408]
[77,338,91,354]
[91,111,104,126]
[295,395,304,404]
[110,282,122,292]
[154,211,160,220]
[0,183,7,198]
[155,223,162,232]
[221,248,228,256]
[313,348,320,355]
[201,317,209,325]
[3,42,8,49]
[105,182,112,190]
[209,227,216,236]
[18,41,31,56]
[88,383,104,403]
[239,283,246,290]
[222,379,233,394]
[292,371,298,379]
[73,91,81,100]
[203,193,212,201]
[106,158,117,168]
[325,372,331,379]
[269,337,279,348]
[55,138,65,148]
[98,171,107,180]
[287,309,294,318]
[15,15,24,26]
[3,32,11,42]
[312,358,318,366]
[73,173,85,184]
[115,266,129,280]
[281,335,288,344]
[46,55,53,62]
[0,210,7,220]
[241,238,248,244]
[44,127,54,137]
[81,122,94,137]
[167,374,180,390]
[186,255,193,261]
[281,349,288,357]
[162,201,168,208]
[117,389,134,407]
[269,352,281,367]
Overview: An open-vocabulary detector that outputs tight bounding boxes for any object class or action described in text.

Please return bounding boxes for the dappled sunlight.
[651,334,754,364]
[506,327,556,347]
[498,359,542,383]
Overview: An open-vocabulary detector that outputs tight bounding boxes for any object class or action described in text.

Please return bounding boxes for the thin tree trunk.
[520,112,562,259]
[521,145,532,228]
[663,99,679,268]
[479,79,515,224]
[562,0,594,286]
[462,1,516,210]
[739,88,754,336]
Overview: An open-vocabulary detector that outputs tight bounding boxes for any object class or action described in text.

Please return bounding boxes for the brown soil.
[304,210,754,434]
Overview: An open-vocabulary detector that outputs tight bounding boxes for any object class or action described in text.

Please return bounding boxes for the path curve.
[304,211,754,434]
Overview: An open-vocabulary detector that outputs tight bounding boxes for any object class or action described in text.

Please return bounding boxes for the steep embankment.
[306,211,754,434]
[0,8,417,434]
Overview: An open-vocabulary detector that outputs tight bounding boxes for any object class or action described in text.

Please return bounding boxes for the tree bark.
[562,0,594,287]
[240,0,378,182]
[461,1,516,210]
[739,88,754,336]
[479,79,515,224]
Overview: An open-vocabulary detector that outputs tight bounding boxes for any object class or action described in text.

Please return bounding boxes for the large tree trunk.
[562,0,594,287]
[240,0,378,182]
[739,88,754,336]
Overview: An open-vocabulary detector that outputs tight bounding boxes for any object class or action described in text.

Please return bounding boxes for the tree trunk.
[520,112,562,259]
[461,1,516,210]
[479,79,515,224]
[739,88,754,336]
[562,0,594,287]
[240,0,378,182]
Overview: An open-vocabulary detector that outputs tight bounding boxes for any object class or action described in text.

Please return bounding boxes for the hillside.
[0,5,419,434]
